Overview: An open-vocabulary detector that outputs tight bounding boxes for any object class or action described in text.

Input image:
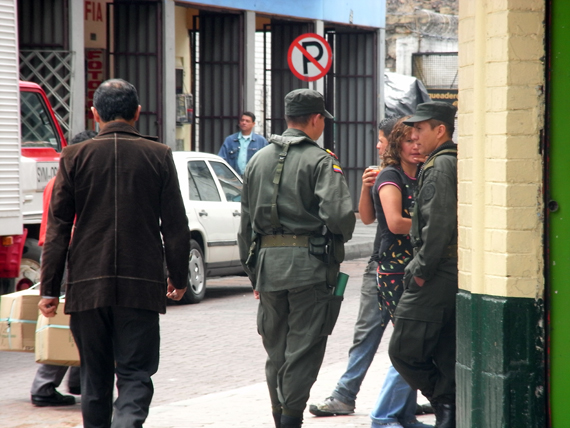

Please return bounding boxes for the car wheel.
[180,239,206,304]
[15,238,42,291]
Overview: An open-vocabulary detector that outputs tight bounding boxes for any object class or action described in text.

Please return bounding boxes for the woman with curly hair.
[369,117,431,428]
[376,117,420,319]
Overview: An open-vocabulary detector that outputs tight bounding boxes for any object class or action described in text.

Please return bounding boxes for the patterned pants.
[377,272,405,322]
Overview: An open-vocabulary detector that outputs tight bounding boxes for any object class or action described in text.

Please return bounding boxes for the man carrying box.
[30,130,96,407]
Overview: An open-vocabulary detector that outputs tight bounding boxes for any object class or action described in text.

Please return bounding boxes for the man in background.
[218,112,268,175]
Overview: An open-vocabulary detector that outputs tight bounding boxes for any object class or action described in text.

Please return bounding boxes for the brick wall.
[456,6,546,425]
[457,0,544,296]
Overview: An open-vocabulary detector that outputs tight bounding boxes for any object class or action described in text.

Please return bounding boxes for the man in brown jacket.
[39,79,190,428]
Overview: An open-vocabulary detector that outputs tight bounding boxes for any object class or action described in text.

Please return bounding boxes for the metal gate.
[327,30,378,211]
[18,0,72,139]
[107,1,162,138]
[265,20,312,136]
[191,12,243,154]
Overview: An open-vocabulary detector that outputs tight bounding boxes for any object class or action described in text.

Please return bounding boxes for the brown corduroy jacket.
[40,121,190,314]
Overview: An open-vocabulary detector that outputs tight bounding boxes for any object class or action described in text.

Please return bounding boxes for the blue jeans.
[370,365,417,427]
[331,261,391,407]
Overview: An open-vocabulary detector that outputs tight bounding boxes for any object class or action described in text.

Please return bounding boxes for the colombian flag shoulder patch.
[333,164,343,174]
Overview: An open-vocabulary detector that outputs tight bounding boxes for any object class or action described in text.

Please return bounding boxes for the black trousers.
[70,306,160,428]
[388,267,457,405]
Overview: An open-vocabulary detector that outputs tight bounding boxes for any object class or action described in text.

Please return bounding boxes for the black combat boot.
[435,403,456,428]
[280,414,303,428]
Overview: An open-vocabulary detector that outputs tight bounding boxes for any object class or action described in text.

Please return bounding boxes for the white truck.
[0,0,67,294]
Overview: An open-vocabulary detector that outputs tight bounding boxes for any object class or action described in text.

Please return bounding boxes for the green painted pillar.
[548,1,570,425]
[456,292,545,427]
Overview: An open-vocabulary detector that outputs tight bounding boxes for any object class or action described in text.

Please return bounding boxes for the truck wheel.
[15,238,42,291]
[179,239,206,304]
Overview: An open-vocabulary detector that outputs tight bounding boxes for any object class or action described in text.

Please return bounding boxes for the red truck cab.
[19,81,67,221]
[0,81,67,294]
[19,80,67,170]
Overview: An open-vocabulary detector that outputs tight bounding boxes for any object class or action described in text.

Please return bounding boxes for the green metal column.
[548,1,570,425]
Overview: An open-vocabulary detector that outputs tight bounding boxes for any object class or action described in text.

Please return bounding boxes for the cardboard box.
[0,289,41,352]
[35,300,80,366]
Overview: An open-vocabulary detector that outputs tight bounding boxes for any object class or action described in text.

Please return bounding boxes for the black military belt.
[413,244,458,258]
[260,235,309,248]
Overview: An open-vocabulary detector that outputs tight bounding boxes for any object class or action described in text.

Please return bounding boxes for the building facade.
[457,0,548,426]
[385,0,458,108]
[18,0,385,210]
[16,0,567,426]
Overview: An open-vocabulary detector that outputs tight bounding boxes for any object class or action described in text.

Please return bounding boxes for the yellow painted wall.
[457,0,544,298]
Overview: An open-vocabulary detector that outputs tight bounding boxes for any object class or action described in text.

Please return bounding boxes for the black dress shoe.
[435,403,456,428]
[280,415,302,428]
[31,390,76,407]
[68,386,81,395]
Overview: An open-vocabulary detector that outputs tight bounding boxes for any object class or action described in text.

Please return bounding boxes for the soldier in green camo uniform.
[388,102,458,428]
[238,88,355,428]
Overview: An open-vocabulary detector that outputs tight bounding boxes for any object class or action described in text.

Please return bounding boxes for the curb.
[344,241,374,262]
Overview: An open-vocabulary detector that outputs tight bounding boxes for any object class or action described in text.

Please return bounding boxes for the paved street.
[0,252,435,427]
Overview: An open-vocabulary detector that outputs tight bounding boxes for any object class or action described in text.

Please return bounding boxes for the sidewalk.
[0,219,435,428]
[138,326,435,428]
[344,217,377,262]
[133,219,435,428]
[65,219,436,428]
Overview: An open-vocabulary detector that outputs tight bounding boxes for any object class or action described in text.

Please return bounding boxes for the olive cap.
[403,101,457,126]
[284,88,333,119]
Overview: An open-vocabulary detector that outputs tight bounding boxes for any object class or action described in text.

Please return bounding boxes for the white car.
[172,151,245,303]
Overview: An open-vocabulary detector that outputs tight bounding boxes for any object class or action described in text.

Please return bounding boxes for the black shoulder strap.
[270,143,291,234]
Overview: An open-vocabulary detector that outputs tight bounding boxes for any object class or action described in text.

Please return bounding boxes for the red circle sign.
[287,33,333,82]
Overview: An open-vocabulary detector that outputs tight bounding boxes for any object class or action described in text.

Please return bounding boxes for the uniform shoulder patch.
[325,149,339,160]
[333,164,343,174]
[422,183,436,201]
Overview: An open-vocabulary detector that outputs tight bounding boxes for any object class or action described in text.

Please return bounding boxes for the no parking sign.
[287,33,333,82]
